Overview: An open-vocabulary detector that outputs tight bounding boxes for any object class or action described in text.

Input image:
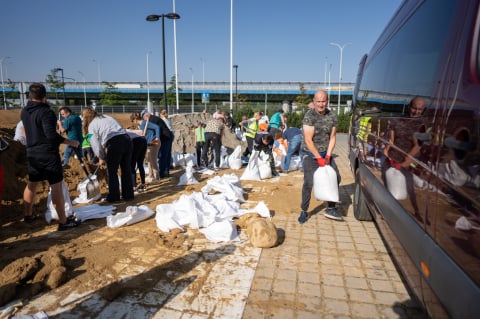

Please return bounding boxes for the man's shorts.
[27,153,63,184]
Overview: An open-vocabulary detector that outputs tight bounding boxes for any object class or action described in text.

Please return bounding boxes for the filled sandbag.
[313,165,339,202]
[246,217,278,248]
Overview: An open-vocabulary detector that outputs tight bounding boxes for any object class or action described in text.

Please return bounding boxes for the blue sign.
[202,92,210,103]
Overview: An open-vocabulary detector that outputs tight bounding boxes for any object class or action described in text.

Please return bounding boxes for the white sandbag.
[199,219,239,242]
[45,181,74,224]
[106,205,154,228]
[172,152,193,167]
[239,200,271,218]
[155,203,184,232]
[240,150,261,181]
[385,167,407,200]
[219,146,230,169]
[211,197,241,220]
[228,145,243,170]
[258,151,272,179]
[313,165,339,202]
[178,162,199,185]
[290,155,302,170]
[73,204,114,221]
[201,174,245,202]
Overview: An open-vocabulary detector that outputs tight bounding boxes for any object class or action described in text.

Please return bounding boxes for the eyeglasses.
[0,137,9,152]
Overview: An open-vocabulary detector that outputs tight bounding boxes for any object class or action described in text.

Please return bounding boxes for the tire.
[353,169,372,221]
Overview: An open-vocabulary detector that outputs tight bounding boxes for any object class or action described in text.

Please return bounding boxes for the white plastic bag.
[199,219,239,242]
[240,150,261,181]
[385,167,407,200]
[228,145,243,170]
[106,205,154,228]
[45,181,74,224]
[313,166,339,202]
[258,151,272,179]
[178,162,199,185]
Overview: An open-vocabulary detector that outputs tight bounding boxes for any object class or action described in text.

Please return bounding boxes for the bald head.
[313,90,328,114]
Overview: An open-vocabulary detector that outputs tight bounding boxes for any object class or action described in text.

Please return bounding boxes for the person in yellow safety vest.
[356,116,372,142]
[194,122,206,167]
[242,112,261,157]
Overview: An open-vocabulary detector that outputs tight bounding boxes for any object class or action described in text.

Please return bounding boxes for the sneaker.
[271,170,280,177]
[101,197,120,203]
[23,214,37,223]
[57,218,81,231]
[298,211,309,224]
[324,208,344,221]
[136,184,147,192]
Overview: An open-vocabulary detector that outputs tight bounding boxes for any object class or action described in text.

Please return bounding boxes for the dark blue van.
[349,0,480,317]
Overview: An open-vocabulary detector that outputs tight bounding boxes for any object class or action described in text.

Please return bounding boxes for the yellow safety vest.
[357,116,372,141]
[245,120,259,138]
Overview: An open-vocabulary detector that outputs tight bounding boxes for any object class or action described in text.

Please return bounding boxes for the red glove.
[316,157,326,167]
[325,155,331,165]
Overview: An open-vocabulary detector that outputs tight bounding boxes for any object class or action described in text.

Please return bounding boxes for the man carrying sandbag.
[298,89,342,224]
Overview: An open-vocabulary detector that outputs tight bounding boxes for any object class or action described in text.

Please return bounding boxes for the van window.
[362,0,455,98]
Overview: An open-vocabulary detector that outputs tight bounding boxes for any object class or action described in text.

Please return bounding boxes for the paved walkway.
[8,134,426,319]
[242,134,426,318]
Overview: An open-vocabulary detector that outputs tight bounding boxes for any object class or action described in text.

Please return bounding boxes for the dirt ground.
[0,109,301,312]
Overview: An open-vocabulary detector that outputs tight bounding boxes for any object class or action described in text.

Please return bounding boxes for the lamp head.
[146,15,160,22]
[146,13,180,22]
[165,13,180,20]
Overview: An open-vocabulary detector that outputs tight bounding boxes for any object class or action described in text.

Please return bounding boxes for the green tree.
[160,75,181,108]
[295,82,311,107]
[45,69,64,104]
[99,82,126,106]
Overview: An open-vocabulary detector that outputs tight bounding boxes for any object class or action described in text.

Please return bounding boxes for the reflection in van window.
[362,0,455,98]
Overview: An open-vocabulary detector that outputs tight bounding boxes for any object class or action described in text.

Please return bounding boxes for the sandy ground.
[0,109,304,313]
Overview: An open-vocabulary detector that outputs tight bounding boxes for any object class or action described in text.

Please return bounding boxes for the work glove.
[325,155,331,165]
[316,157,326,167]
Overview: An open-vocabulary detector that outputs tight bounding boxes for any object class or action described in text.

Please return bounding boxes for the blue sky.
[1,0,402,84]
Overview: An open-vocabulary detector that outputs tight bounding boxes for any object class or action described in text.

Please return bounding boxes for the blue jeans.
[158,136,173,176]
[284,134,303,170]
[63,144,82,166]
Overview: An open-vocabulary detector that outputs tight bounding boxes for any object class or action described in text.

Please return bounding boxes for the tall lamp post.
[233,64,238,112]
[189,67,194,113]
[330,42,351,115]
[53,67,66,106]
[78,71,87,109]
[146,13,181,113]
[92,59,101,88]
[146,51,153,113]
[1,56,11,110]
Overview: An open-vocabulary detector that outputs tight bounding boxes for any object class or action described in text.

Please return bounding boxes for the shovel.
[74,147,100,200]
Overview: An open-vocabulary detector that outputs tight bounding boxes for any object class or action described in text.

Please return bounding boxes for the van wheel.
[354,170,372,221]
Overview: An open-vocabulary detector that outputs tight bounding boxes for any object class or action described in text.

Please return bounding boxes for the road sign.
[202,92,210,104]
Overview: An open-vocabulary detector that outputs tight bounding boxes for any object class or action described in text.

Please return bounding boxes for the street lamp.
[233,64,238,112]
[229,0,234,115]
[330,42,351,115]
[146,13,181,113]
[92,59,101,88]
[0,56,11,110]
[189,67,194,113]
[53,67,66,106]
[201,57,206,109]
[146,51,153,113]
[78,71,87,109]
[1,56,11,110]
[172,0,180,112]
